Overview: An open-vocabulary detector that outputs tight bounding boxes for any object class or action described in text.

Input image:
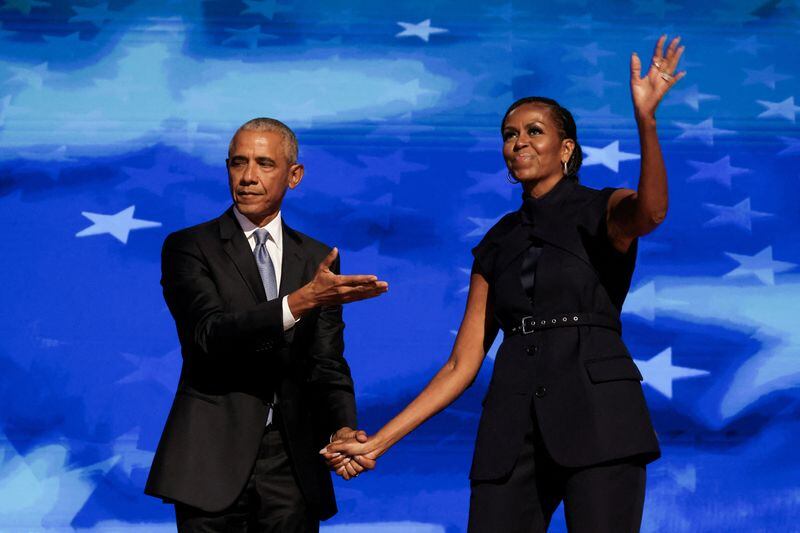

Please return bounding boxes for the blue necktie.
[253,228,278,301]
[253,228,278,426]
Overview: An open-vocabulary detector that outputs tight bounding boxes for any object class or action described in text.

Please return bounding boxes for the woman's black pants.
[468,409,647,533]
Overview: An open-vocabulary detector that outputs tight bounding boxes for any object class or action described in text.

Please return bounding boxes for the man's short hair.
[228,117,299,164]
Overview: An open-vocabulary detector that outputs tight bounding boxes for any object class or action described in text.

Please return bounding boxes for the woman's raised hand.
[630,35,686,122]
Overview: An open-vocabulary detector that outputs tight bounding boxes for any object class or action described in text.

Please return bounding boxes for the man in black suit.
[145,117,388,532]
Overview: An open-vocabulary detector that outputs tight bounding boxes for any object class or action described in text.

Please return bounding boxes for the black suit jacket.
[145,208,356,519]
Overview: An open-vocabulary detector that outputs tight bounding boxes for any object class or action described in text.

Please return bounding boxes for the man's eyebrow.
[254,156,276,164]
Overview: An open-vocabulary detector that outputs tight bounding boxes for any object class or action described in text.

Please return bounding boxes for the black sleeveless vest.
[469,178,660,480]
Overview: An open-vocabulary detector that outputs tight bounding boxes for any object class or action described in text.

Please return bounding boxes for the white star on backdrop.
[466,169,514,200]
[667,84,719,111]
[117,349,180,391]
[222,25,277,48]
[635,347,709,399]
[686,156,750,188]
[777,136,800,156]
[582,141,640,172]
[118,152,196,196]
[69,2,112,26]
[111,428,155,477]
[240,0,288,19]
[743,65,792,89]
[572,104,627,126]
[757,97,800,122]
[674,118,735,146]
[465,215,503,238]
[75,206,161,244]
[396,19,448,42]
[567,71,621,98]
[564,42,614,65]
[357,151,426,184]
[703,198,772,232]
[623,281,686,321]
[724,246,796,285]
[729,35,768,56]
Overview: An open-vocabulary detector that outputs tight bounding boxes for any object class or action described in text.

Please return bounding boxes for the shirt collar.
[519,177,575,225]
[233,206,283,251]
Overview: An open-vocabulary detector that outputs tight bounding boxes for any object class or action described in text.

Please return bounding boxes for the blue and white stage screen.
[1,0,799,531]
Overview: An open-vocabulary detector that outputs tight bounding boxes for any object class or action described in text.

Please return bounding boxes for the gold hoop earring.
[506,171,519,184]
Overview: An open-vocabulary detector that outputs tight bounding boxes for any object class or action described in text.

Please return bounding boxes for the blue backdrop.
[1,0,799,531]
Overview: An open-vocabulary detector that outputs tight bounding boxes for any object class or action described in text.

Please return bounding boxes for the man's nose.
[240,163,258,183]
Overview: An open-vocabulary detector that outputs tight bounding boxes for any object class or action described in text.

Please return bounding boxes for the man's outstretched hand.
[321,427,376,480]
[288,247,388,318]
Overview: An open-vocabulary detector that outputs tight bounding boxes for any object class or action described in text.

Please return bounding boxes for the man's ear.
[288,163,304,189]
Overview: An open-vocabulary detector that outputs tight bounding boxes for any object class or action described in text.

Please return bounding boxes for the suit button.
[535,386,547,398]
[526,345,538,356]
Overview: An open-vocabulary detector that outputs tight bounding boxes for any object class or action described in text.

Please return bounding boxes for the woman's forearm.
[633,115,669,232]
[369,355,481,456]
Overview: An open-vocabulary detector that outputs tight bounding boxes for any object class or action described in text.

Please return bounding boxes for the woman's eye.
[503,131,516,141]
[528,128,542,135]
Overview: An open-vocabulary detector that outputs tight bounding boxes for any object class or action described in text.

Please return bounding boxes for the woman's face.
[502,103,574,183]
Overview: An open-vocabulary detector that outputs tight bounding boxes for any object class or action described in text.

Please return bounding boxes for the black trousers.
[175,426,318,533]
[468,408,646,533]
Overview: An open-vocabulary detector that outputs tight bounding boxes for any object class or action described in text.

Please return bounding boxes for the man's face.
[226,129,303,225]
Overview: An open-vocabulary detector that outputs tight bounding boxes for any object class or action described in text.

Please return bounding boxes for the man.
[145,117,387,532]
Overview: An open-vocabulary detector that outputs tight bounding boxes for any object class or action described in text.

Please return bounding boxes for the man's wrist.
[288,284,316,318]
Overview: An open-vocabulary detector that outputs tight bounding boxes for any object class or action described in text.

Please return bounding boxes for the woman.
[323,36,685,532]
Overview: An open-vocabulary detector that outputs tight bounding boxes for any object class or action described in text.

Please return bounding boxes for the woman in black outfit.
[323,35,685,532]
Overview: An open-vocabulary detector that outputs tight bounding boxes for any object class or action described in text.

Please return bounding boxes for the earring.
[506,171,519,184]
[562,161,568,176]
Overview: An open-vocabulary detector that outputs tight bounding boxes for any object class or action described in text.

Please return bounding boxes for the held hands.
[630,35,686,123]
[288,247,388,318]
[320,429,382,481]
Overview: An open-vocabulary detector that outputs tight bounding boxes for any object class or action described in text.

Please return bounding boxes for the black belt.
[506,312,621,336]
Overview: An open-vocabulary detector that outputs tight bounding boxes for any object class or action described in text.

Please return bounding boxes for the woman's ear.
[562,139,576,163]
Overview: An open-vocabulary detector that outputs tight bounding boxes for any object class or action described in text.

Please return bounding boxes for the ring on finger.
[652,58,663,69]
[660,71,674,82]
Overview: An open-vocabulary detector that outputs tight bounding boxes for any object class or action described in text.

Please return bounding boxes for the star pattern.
[582,141,640,172]
[686,156,750,188]
[222,25,277,48]
[567,71,621,98]
[396,19,448,42]
[703,198,773,232]
[674,118,736,146]
[75,205,162,244]
[564,42,614,65]
[667,84,720,111]
[743,65,792,89]
[757,97,800,122]
[240,0,289,20]
[635,347,709,399]
[465,215,503,238]
[724,246,796,285]
[357,151,426,184]
[69,2,112,26]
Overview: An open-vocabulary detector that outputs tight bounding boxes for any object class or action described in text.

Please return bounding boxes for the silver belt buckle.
[521,316,536,335]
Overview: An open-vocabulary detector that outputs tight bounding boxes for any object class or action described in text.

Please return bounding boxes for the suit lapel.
[219,208,268,302]
[279,222,308,297]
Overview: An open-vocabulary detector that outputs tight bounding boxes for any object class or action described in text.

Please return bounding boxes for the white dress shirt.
[232,207,298,331]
